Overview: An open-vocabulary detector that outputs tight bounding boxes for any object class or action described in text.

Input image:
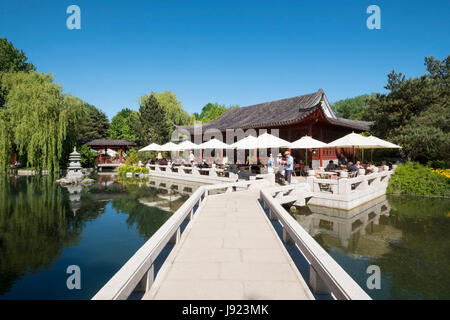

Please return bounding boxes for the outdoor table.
[318,171,338,179]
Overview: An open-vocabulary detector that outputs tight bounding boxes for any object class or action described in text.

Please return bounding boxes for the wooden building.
[87,139,136,170]
[176,89,372,168]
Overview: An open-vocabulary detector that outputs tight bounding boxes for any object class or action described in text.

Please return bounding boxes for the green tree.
[193,102,238,123]
[78,144,97,167]
[151,90,194,126]
[134,94,172,146]
[0,71,83,172]
[368,55,450,163]
[77,104,110,144]
[0,109,12,171]
[332,94,372,121]
[109,108,139,141]
[0,38,36,107]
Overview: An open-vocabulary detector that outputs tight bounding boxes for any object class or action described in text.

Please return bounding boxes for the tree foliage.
[0,71,83,172]
[368,55,450,163]
[193,102,238,123]
[0,38,36,108]
[133,94,172,146]
[151,90,194,126]
[78,144,97,167]
[332,94,372,121]
[109,108,139,141]
[77,104,110,144]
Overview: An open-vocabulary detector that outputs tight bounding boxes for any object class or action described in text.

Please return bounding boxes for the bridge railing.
[147,164,238,181]
[260,187,372,300]
[92,180,258,300]
[306,169,393,195]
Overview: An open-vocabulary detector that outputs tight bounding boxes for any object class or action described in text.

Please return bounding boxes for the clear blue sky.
[1,0,449,119]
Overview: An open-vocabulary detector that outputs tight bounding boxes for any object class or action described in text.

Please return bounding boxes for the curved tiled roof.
[86,139,136,147]
[178,89,372,133]
[327,117,373,131]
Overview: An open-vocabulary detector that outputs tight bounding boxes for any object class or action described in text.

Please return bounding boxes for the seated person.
[336,161,343,169]
[366,162,376,173]
[338,153,348,165]
[159,158,168,165]
[355,161,362,169]
[347,161,358,173]
[325,160,337,171]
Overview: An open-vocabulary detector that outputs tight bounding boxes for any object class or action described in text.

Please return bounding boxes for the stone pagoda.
[66,147,83,180]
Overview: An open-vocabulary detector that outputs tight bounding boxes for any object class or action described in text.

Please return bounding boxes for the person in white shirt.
[189,150,195,164]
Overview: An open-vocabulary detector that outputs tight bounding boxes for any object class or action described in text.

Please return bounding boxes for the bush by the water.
[387,162,450,197]
[118,165,148,175]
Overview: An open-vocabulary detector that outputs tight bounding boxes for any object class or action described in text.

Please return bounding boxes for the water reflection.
[0,175,200,299]
[291,195,450,299]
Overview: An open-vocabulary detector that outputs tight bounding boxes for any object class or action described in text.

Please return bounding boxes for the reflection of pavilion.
[294,196,400,251]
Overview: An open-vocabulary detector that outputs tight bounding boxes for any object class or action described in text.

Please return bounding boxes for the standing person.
[267,153,274,173]
[189,150,195,165]
[267,153,274,168]
[283,151,294,184]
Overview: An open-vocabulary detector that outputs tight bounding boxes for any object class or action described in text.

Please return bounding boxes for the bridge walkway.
[143,190,314,300]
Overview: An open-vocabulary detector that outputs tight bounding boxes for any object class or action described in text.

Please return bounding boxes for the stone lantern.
[66,147,83,180]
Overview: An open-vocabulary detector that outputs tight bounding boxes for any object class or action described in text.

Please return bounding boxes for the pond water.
[0,175,201,299]
[290,195,450,300]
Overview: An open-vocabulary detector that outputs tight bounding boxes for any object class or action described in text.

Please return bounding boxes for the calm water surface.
[0,175,200,299]
[291,195,450,300]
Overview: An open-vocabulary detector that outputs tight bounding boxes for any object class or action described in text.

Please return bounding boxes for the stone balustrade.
[305,168,395,210]
[146,164,238,183]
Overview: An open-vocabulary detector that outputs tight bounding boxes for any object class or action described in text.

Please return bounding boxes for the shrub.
[387,162,450,197]
[118,165,148,175]
[125,148,139,165]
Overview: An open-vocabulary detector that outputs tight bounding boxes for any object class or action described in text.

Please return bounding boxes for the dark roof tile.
[178,89,372,133]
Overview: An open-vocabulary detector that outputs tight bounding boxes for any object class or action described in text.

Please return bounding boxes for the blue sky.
[1,0,449,119]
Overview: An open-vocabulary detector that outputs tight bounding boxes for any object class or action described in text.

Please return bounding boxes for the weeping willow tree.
[0,110,12,171]
[0,71,83,172]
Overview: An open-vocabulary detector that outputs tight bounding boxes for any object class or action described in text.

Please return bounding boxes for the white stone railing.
[260,188,372,300]
[146,164,238,182]
[306,168,393,195]
[264,184,313,206]
[91,180,258,300]
[304,167,395,210]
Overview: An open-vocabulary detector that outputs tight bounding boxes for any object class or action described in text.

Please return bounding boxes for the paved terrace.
[144,190,314,300]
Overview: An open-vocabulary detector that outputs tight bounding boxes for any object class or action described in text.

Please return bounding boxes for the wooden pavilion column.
[319,126,324,168]
[99,149,102,163]
[119,149,122,163]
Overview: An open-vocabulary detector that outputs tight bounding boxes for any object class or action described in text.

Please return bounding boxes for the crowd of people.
[139,150,386,185]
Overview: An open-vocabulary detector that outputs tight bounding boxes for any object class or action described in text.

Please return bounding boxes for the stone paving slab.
[144,190,314,300]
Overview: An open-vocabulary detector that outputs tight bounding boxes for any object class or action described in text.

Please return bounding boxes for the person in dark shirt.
[338,153,348,165]
[347,161,358,172]
[325,160,337,171]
